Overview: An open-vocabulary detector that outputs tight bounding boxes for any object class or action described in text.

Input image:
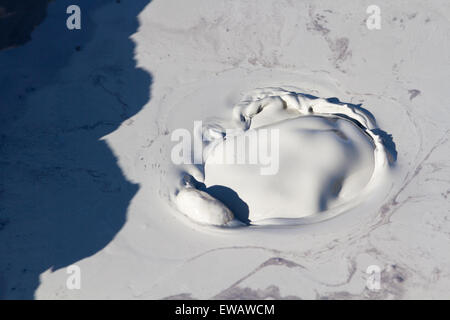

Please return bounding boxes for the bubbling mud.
[173,88,391,227]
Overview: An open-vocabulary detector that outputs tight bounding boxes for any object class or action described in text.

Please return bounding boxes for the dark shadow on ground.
[0,0,51,51]
[191,181,250,224]
[0,0,152,299]
[183,174,250,225]
[202,185,250,224]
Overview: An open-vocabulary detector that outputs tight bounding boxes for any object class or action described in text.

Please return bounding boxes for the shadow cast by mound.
[203,185,250,225]
[183,175,250,225]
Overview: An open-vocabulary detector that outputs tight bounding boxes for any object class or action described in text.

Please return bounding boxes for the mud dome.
[174,88,391,227]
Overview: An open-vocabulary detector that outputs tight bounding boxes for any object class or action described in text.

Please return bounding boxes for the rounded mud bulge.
[172,88,392,227]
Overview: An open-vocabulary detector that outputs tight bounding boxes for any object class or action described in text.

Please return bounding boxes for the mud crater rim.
[173,87,395,228]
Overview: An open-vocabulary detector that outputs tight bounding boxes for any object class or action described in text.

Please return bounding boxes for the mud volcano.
[175,88,391,227]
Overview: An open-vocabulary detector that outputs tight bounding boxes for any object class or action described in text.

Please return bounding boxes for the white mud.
[173,88,391,226]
